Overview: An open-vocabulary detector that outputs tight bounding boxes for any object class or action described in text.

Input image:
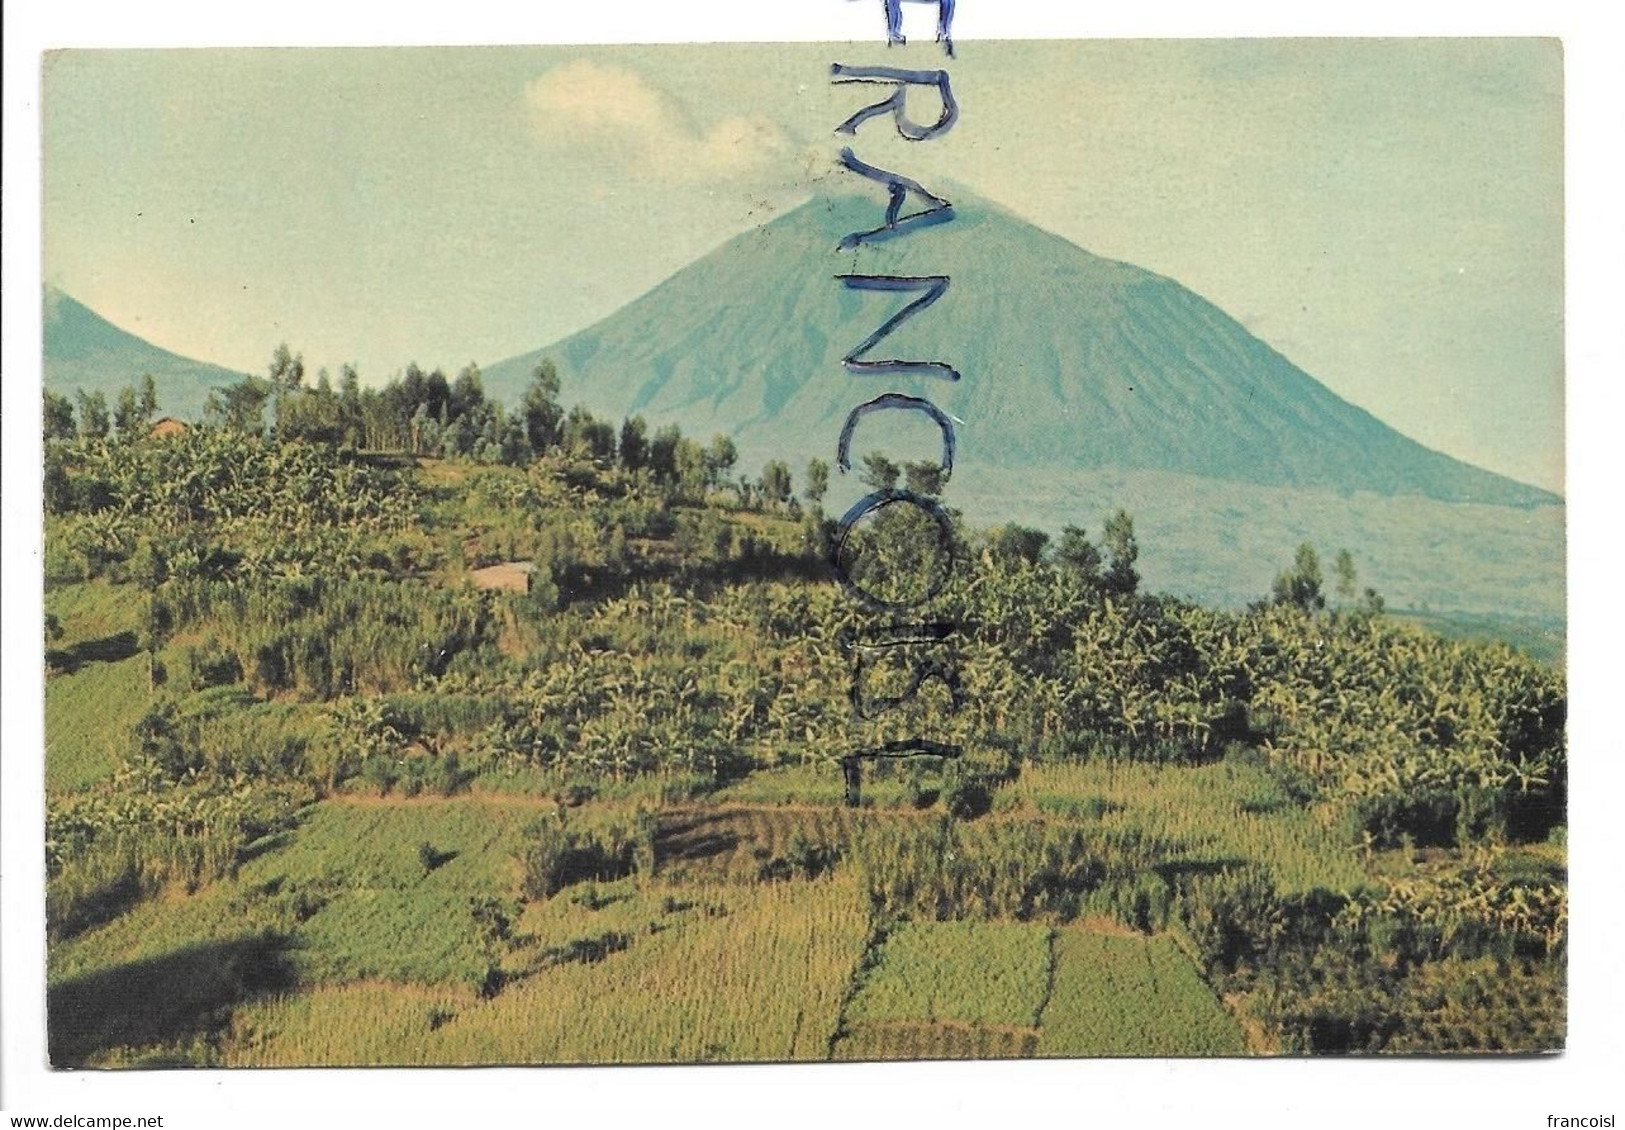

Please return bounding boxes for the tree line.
[44,375,159,442]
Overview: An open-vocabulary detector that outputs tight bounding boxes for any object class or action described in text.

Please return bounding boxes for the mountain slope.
[44,288,247,421]
[484,190,1557,509]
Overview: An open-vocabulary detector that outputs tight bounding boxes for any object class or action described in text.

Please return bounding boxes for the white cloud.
[523,61,795,184]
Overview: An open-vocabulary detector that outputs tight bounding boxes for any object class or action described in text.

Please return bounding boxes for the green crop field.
[226,874,869,1066]
[844,921,1052,1029]
[1009,760,1367,895]
[46,580,144,644]
[44,656,151,792]
[829,921,1247,1059]
[1037,929,1247,1057]
[833,921,1051,1061]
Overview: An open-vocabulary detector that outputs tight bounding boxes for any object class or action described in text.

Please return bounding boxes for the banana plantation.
[42,399,1566,1063]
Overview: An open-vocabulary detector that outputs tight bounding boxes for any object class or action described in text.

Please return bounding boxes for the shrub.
[517,814,654,900]
[361,756,399,796]
[944,776,993,820]
[1347,791,1461,849]
[399,759,426,798]
[189,639,243,690]
[428,753,466,797]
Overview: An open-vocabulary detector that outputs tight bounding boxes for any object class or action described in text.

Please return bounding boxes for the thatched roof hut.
[469,561,536,593]
[147,416,190,439]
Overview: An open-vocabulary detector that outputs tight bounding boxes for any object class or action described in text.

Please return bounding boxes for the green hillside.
[42,406,1567,1065]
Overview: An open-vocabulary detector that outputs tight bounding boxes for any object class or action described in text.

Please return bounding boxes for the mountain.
[483,190,1558,509]
[480,189,1562,622]
[44,288,247,421]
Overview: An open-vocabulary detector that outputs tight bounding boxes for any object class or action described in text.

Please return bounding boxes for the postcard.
[35,31,1566,1071]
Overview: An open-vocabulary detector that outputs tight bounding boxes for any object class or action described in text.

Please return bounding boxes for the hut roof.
[147,416,190,439]
[469,561,536,593]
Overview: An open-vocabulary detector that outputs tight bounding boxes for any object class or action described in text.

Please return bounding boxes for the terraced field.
[845,921,1052,1029]
[654,805,852,883]
[226,875,870,1066]
[1009,760,1366,894]
[830,919,1244,1059]
[1038,929,1248,1057]
[653,803,938,882]
[50,784,1245,1065]
[44,655,149,792]
[49,797,551,999]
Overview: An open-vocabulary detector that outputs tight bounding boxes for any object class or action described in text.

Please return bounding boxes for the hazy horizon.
[42,40,1563,491]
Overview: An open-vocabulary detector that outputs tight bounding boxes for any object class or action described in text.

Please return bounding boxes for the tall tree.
[268,342,305,389]
[706,435,738,488]
[206,377,269,434]
[860,452,900,492]
[450,363,484,421]
[804,458,830,506]
[279,376,343,444]
[1333,548,1358,602]
[43,390,77,441]
[1054,525,1102,584]
[560,405,613,461]
[112,386,140,436]
[424,369,452,423]
[444,412,477,458]
[522,360,564,453]
[498,413,531,465]
[339,363,362,446]
[674,437,711,496]
[400,363,429,429]
[1102,509,1139,596]
[75,389,110,439]
[761,460,793,505]
[137,373,159,422]
[1272,542,1326,612]
[648,425,681,484]
[619,416,649,473]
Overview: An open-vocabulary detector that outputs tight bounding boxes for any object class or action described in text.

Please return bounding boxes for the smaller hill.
[44,288,247,420]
